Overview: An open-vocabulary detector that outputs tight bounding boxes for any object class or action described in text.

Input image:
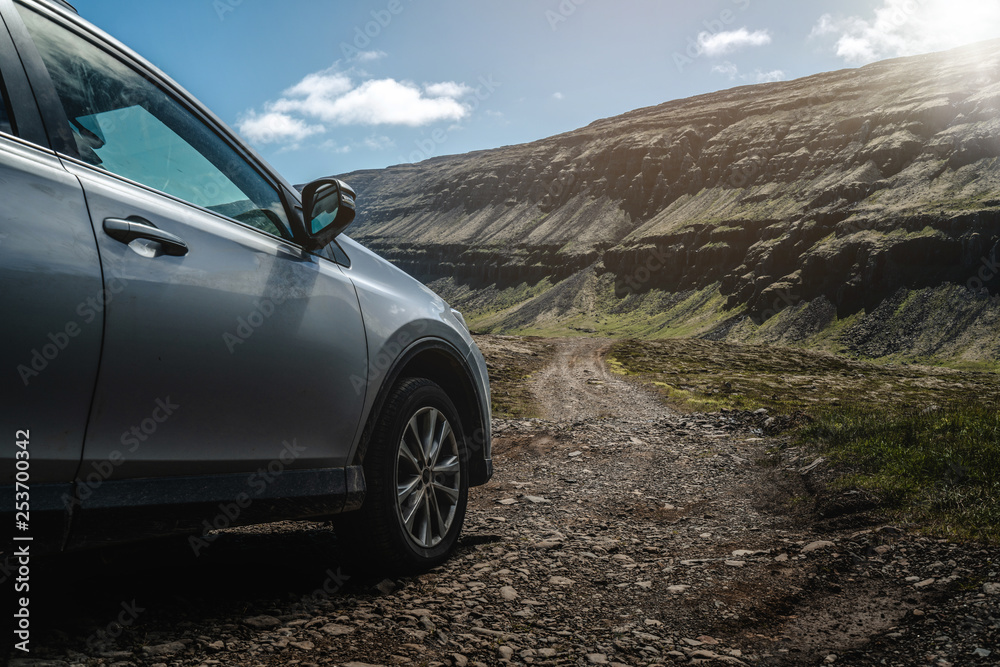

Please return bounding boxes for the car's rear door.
[8,0,369,534]
[0,2,99,538]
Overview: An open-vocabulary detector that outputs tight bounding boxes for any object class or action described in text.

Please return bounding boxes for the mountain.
[340,40,1000,365]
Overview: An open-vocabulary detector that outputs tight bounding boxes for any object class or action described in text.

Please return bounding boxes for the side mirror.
[301,177,357,250]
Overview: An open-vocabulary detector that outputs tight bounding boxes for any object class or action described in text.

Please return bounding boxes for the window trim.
[5,0,314,248]
[0,0,48,144]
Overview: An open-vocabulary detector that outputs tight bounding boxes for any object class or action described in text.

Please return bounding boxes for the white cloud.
[283,68,353,100]
[552,92,565,101]
[363,135,395,150]
[812,0,1000,64]
[355,50,387,62]
[711,62,785,84]
[424,82,475,98]
[754,69,785,83]
[237,111,324,144]
[238,65,477,144]
[698,28,772,57]
[317,79,469,126]
[711,62,740,80]
[320,139,353,155]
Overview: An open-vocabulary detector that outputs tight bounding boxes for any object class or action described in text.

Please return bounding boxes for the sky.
[72,0,1000,185]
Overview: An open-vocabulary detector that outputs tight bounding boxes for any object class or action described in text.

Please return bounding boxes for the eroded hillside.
[341,40,1000,363]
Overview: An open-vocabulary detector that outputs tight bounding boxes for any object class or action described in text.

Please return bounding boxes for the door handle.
[103,217,189,257]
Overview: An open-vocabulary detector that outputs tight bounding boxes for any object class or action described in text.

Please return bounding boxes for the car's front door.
[13,3,369,499]
[0,8,99,523]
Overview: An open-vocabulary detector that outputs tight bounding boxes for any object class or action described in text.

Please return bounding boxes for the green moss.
[609,336,1000,542]
[803,404,1000,542]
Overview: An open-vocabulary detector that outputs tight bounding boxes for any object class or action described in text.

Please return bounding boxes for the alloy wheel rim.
[395,406,461,549]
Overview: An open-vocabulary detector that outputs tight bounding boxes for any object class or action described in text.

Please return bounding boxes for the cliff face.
[341,40,1000,362]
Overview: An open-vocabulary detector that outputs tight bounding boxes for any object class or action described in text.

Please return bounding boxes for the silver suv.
[0,0,491,571]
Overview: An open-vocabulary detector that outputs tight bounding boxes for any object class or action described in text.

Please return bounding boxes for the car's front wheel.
[338,377,469,572]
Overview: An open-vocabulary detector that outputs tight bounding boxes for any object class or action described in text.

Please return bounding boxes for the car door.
[11,2,369,500]
[0,5,98,526]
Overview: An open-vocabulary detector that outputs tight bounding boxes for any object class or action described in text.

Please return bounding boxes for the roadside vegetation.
[608,338,1000,542]
[473,335,556,418]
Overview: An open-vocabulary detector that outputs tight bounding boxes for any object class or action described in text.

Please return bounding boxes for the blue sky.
[74,0,1000,185]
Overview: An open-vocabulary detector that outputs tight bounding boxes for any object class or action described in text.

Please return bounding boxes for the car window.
[15,5,292,239]
[0,74,11,135]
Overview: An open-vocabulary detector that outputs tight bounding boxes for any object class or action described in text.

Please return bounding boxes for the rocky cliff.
[341,40,1000,363]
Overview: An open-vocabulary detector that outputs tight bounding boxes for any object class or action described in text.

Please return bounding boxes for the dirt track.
[9,337,998,667]
[532,338,662,422]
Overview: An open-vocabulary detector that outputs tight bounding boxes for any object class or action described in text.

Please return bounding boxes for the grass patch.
[803,404,1000,541]
[473,335,555,418]
[609,337,1000,541]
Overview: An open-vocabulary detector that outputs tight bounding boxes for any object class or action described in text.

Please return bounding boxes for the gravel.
[7,338,997,667]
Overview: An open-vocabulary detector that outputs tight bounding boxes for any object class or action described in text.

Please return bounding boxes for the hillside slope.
[341,40,1000,364]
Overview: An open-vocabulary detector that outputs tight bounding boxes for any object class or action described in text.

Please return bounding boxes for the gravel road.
[8,337,998,667]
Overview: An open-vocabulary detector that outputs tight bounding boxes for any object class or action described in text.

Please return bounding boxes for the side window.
[0,74,11,135]
[15,5,291,239]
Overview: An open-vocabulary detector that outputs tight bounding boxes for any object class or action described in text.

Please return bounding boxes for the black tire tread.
[335,377,467,573]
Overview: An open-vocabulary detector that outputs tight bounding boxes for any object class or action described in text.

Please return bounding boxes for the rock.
[142,641,187,657]
[498,646,514,660]
[801,540,836,553]
[983,582,1000,595]
[500,586,519,601]
[667,585,691,593]
[243,615,282,630]
[799,457,826,474]
[321,623,356,636]
[913,578,936,588]
[498,498,517,505]
[376,579,397,594]
[524,495,550,503]
[774,553,789,562]
[548,576,575,585]
[290,640,315,651]
[691,650,747,665]
[533,539,563,549]
[451,654,469,667]
[587,654,609,664]
[973,648,992,658]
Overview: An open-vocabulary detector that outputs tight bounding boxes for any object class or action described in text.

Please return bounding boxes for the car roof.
[37,0,78,13]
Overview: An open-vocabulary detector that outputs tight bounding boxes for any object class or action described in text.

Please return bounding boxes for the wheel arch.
[355,337,491,486]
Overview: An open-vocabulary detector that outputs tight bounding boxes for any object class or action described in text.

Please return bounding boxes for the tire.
[337,377,469,572]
